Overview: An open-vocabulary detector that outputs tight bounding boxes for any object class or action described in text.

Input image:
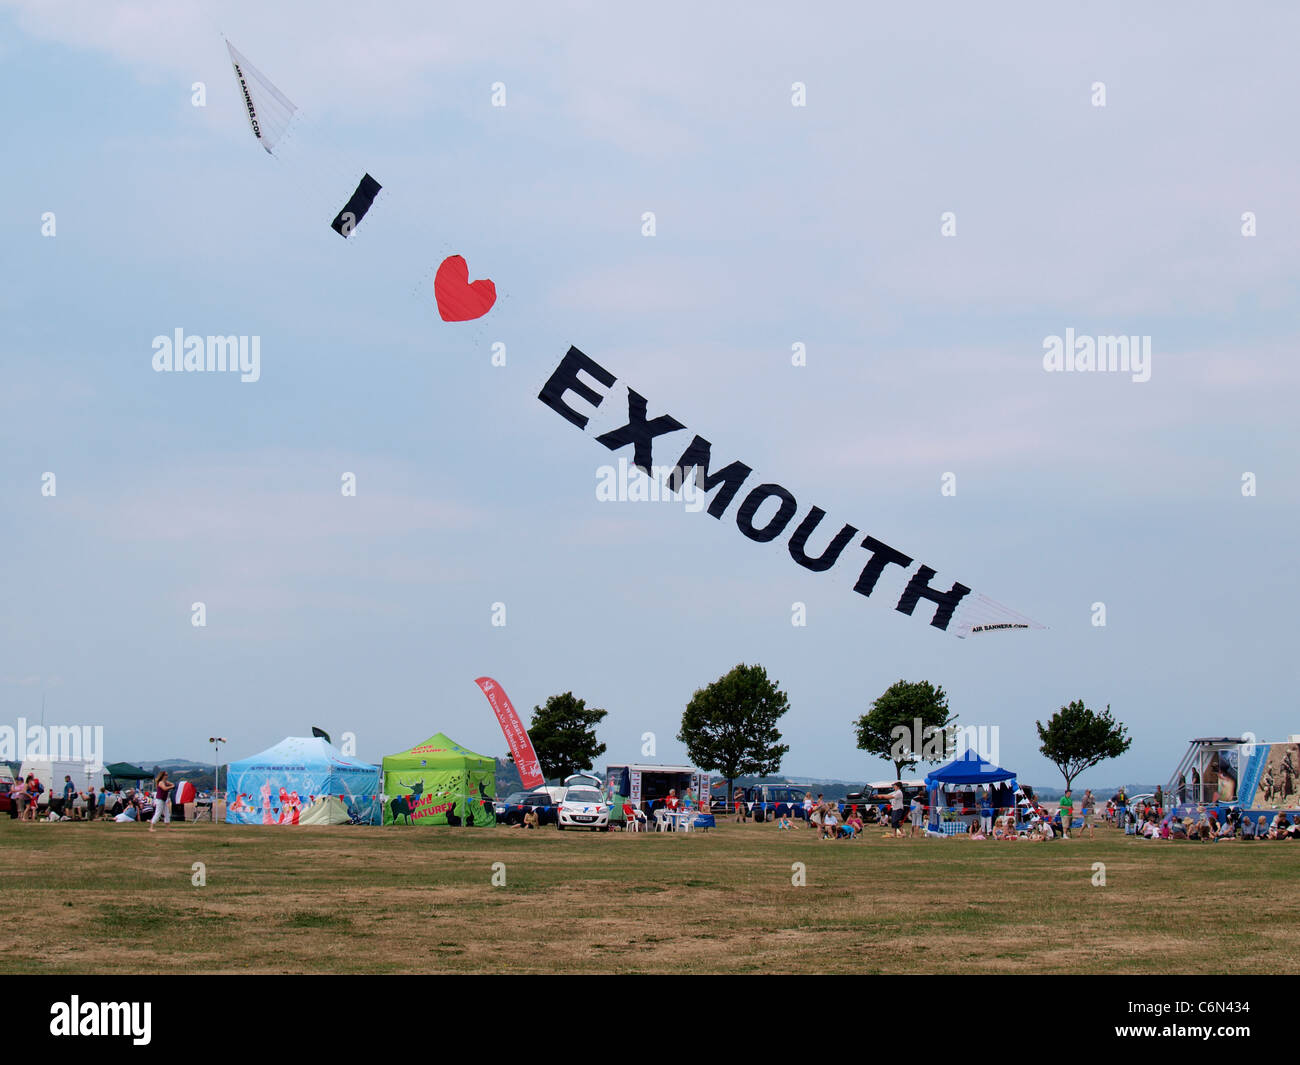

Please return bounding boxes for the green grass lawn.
[2,818,1296,973]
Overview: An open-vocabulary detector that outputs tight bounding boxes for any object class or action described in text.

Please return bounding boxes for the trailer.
[1167,735,1300,813]
[604,762,710,811]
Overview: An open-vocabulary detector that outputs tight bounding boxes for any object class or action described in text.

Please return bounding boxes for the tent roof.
[104,762,152,779]
[924,748,1017,786]
[229,736,376,774]
[382,732,494,769]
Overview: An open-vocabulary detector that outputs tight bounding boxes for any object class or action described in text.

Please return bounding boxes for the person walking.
[149,771,175,832]
[1081,788,1096,839]
[909,792,926,837]
[1059,788,1075,839]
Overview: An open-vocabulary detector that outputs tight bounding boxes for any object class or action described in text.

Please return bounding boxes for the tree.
[526,692,608,782]
[854,679,954,779]
[677,663,790,801]
[1036,699,1131,789]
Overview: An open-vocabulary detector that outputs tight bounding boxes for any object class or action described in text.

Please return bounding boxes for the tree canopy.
[526,692,608,782]
[854,679,954,778]
[677,663,790,799]
[1035,699,1131,789]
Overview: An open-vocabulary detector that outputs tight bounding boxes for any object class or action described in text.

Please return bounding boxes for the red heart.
[434,255,496,322]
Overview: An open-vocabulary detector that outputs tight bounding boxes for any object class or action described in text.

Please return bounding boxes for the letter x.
[595,390,685,473]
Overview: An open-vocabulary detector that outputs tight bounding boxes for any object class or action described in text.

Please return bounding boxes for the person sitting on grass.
[992,816,1014,840]
[522,808,539,830]
[1215,818,1236,841]
[113,793,141,823]
[822,806,839,840]
[777,812,794,829]
[967,820,986,840]
[844,811,863,837]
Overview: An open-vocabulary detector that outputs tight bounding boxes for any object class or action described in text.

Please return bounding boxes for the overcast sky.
[2,1,1297,788]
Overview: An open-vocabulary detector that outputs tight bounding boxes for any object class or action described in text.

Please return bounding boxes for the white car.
[556,784,609,831]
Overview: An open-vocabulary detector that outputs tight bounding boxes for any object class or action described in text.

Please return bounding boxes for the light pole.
[209,737,226,823]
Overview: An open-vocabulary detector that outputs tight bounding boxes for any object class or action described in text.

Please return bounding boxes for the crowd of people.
[7,770,180,830]
[1127,804,1300,841]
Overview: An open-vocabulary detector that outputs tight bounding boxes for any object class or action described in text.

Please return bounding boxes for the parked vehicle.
[740,783,816,823]
[844,779,926,808]
[0,766,14,817]
[495,787,566,826]
[557,783,609,831]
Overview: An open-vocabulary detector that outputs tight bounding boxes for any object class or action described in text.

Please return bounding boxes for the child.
[777,813,793,829]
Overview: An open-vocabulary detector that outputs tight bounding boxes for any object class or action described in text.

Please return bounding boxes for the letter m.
[103,1002,131,1037]
[206,336,239,372]
[1097,335,1128,372]
[665,435,752,519]
[51,725,81,761]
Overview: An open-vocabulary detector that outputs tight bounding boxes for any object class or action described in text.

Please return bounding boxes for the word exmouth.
[538,346,1041,638]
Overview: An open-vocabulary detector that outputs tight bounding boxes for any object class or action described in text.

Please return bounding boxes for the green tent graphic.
[381,732,496,827]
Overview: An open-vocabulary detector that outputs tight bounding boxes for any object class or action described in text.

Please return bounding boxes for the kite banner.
[331,173,382,237]
[225,40,297,153]
[537,345,1044,638]
[474,677,545,790]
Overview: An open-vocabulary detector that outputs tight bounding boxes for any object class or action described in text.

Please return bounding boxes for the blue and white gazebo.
[924,748,1018,833]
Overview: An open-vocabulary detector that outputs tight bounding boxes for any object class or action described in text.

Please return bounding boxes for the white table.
[657,809,695,832]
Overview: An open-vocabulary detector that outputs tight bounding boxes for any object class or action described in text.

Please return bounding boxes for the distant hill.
[149,759,215,772]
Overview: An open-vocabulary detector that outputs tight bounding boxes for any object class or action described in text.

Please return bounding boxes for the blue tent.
[225,736,380,825]
[924,749,1018,831]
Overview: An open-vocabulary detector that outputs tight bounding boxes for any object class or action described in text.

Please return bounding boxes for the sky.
[2,1,1297,789]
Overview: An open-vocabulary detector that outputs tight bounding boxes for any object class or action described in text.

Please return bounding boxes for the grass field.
[2,817,1297,974]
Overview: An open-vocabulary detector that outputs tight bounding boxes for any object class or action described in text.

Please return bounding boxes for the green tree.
[525,692,608,782]
[854,679,954,779]
[677,663,790,801]
[1036,699,1132,789]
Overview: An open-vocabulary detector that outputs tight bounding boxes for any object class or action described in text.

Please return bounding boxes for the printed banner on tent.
[381,732,496,827]
[474,677,544,789]
[225,737,380,825]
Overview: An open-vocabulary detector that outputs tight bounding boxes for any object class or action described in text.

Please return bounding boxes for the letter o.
[736,483,798,543]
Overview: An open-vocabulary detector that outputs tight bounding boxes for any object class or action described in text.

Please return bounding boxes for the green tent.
[381,732,495,827]
[104,762,152,786]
